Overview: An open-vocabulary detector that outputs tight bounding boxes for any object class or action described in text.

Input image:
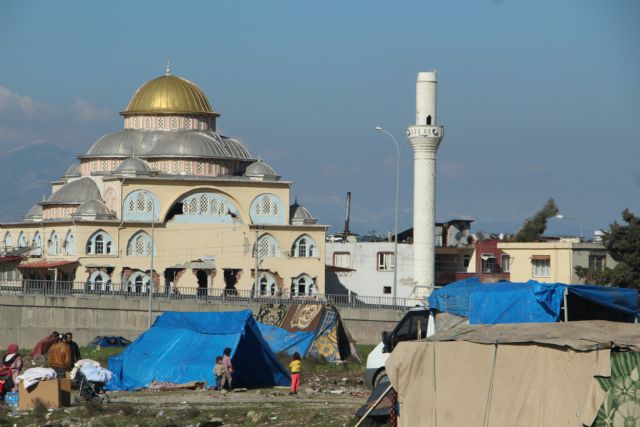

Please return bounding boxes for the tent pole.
[354,383,393,427]
[563,288,569,322]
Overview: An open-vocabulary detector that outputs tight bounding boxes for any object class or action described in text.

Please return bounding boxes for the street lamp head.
[556,214,565,219]
[375,126,383,131]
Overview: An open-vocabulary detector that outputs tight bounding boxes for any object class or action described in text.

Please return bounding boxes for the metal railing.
[0,279,424,310]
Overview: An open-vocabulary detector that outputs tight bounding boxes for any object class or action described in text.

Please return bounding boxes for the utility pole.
[254,229,260,296]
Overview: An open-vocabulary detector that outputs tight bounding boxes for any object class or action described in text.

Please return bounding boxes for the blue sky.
[1,0,638,237]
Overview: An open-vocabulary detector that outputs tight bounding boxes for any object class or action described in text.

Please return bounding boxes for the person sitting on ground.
[221,347,234,390]
[64,332,81,365]
[289,352,302,396]
[0,344,23,400]
[213,356,225,390]
[47,335,72,378]
[30,331,60,358]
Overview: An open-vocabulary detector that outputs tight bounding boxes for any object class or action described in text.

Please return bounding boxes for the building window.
[257,234,280,258]
[63,230,75,255]
[127,231,153,256]
[377,252,395,271]
[258,273,277,296]
[383,286,392,294]
[333,252,351,268]
[501,255,510,273]
[481,254,497,273]
[532,258,550,277]
[463,254,471,268]
[292,235,316,258]
[589,254,606,272]
[48,232,59,255]
[290,274,316,296]
[86,231,113,255]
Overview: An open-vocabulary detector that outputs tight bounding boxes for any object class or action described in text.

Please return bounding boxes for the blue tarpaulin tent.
[257,322,315,356]
[429,278,638,325]
[106,310,290,391]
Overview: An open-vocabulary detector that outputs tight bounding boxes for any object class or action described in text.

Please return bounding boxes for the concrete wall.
[0,294,405,349]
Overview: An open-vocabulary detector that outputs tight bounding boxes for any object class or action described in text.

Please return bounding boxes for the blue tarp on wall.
[106,310,290,391]
[429,279,638,325]
[469,282,567,324]
[257,322,315,356]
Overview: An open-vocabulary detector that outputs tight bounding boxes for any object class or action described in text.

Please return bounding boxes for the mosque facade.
[0,68,326,296]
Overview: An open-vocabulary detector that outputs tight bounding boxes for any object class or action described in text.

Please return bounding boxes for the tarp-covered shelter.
[428,277,638,324]
[386,320,640,427]
[106,310,290,391]
[256,304,357,361]
[86,336,132,348]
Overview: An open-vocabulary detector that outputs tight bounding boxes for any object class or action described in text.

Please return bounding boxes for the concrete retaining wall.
[0,295,405,348]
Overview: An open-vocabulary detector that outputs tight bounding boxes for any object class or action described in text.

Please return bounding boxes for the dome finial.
[165,58,171,76]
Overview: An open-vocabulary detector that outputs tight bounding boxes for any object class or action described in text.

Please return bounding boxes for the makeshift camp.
[256,304,357,361]
[86,336,131,348]
[106,310,290,391]
[428,277,638,324]
[386,320,640,427]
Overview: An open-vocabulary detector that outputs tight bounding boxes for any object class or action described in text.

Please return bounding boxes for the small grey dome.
[43,177,101,205]
[63,163,81,178]
[290,200,317,225]
[114,157,152,175]
[76,199,110,216]
[23,204,43,222]
[245,160,280,181]
[73,199,115,220]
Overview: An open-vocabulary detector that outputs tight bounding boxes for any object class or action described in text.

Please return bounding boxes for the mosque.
[0,66,326,296]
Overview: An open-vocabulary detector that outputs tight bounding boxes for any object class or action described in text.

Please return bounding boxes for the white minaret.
[408,71,444,297]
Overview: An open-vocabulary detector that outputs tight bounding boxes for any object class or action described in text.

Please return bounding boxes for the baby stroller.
[77,369,110,403]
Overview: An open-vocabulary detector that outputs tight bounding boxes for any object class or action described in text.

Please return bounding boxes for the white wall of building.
[325,241,416,299]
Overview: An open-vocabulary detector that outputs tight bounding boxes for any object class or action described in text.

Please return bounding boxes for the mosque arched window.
[87,271,111,292]
[48,231,59,255]
[123,190,159,221]
[126,271,151,294]
[249,193,285,225]
[171,117,178,129]
[256,272,277,296]
[126,231,154,257]
[63,230,75,255]
[290,274,317,297]
[292,235,316,258]
[256,234,280,258]
[32,232,42,256]
[173,192,241,224]
[86,230,113,255]
[17,231,28,248]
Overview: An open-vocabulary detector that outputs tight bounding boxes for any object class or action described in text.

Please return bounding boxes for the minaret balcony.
[407,125,444,139]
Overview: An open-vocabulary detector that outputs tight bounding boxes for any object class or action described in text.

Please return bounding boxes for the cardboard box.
[18,378,71,409]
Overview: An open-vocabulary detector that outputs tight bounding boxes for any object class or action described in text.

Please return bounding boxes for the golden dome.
[121,74,219,117]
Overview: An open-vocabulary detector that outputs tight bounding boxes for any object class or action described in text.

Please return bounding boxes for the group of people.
[212,349,302,396]
[43,332,81,377]
[213,348,234,390]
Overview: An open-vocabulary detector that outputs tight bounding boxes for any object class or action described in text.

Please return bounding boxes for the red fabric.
[30,335,58,358]
[290,373,300,393]
[6,344,18,355]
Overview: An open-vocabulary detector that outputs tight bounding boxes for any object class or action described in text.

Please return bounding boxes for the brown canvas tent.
[386,320,640,427]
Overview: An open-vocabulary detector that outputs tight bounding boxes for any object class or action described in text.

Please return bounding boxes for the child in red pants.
[289,352,301,395]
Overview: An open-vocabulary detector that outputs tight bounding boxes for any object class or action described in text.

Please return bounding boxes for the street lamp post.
[147,193,155,328]
[556,214,583,240]
[375,126,400,305]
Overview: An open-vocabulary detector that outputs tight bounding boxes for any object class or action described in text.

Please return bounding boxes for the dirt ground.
[0,366,371,427]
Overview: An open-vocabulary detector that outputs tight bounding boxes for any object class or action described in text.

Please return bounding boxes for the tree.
[512,198,559,242]
[575,209,640,289]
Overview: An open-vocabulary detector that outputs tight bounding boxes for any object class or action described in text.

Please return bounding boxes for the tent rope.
[483,342,499,427]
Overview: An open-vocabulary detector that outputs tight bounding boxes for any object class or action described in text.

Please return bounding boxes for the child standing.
[213,356,224,390]
[221,347,233,390]
[289,352,301,396]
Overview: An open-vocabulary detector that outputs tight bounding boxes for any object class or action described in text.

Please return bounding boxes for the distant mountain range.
[0,142,77,223]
